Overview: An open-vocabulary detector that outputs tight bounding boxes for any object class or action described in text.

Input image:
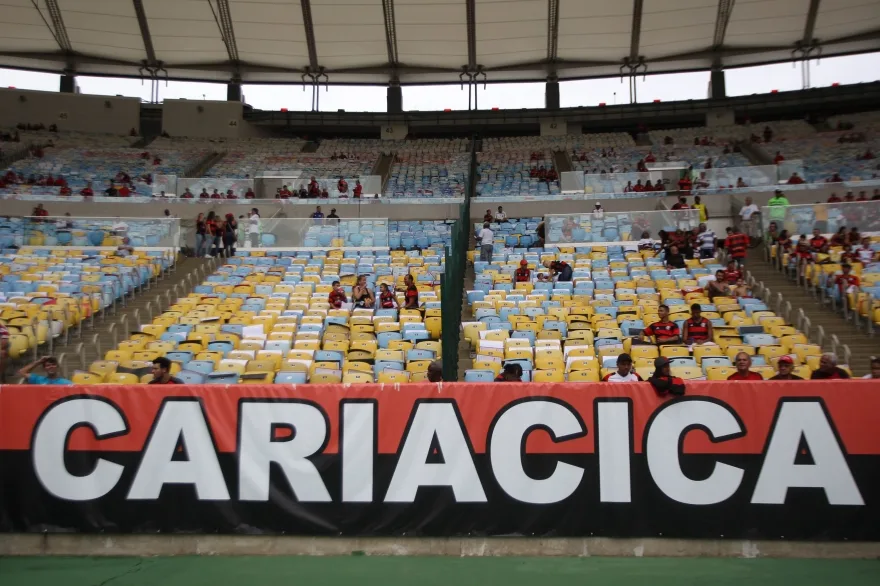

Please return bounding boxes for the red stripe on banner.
[1,382,879,455]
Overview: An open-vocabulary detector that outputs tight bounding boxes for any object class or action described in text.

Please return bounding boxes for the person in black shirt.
[665,245,686,269]
[104,181,117,197]
[543,259,573,282]
[149,357,182,384]
[327,208,339,219]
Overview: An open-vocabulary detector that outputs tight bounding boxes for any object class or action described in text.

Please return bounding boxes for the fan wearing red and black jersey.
[640,304,682,345]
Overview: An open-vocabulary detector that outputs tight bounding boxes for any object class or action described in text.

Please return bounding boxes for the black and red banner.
[1,382,878,539]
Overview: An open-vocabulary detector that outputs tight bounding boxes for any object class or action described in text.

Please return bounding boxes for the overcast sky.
[1,52,877,112]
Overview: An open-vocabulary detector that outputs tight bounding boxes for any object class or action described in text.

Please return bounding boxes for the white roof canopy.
[0,0,877,85]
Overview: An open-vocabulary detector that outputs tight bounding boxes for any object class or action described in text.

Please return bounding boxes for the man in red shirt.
[682,303,713,345]
[59,185,72,196]
[809,228,827,252]
[834,263,860,297]
[678,175,692,194]
[640,304,681,345]
[181,188,194,199]
[54,176,66,187]
[514,259,531,282]
[80,182,94,196]
[245,187,256,199]
[32,203,48,221]
[810,353,850,379]
[671,196,689,210]
[728,352,763,380]
[633,180,645,192]
[723,259,742,284]
[403,274,419,310]
[199,188,210,199]
[773,151,785,164]
[787,172,805,184]
[827,193,842,203]
[118,184,131,197]
[337,177,348,194]
[328,281,347,309]
[279,185,292,198]
[226,189,237,199]
[149,357,182,384]
[353,180,363,198]
[724,227,749,267]
[210,189,223,200]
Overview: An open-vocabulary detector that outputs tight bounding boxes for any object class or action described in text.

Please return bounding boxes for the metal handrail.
[816,325,825,350]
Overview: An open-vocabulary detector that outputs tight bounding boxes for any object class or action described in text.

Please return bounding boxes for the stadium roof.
[0,0,878,86]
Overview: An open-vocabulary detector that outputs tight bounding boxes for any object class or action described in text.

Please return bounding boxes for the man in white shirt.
[477,222,494,263]
[247,208,261,248]
[494,206,507,222]
[112,218,129,234]
[593,202,605,219]
[857,237,876,265]
[739,196,759,221]
[697,223,716,259]
[602,353,642,382]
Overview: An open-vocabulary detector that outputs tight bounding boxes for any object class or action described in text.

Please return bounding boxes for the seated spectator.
[665,245,686,269]
[831,227,848,247]
[623,181,634,193]
[308,177,320,197]
[769,355,802,380]
[104,182,118,197]
[353,180,363,198]
[857,191,868,201]
[728,352,763,380]
[810,353,850,379]
[245,187,256,199]
[827,192,842,203]
[640,304,681,345]
[279,185,292,198]
[18,356,71,385]
[337,177,348,193]
[736,177,747,188]
[828,172,843,183]
[732,278,750,298]
[648,357,685,396]
[856,237,877,264]
[638,231,655,251]
[495,362,523,382]
[378,283,398,309]
[834,263,860,296]
[787,172,805,184]
[546,166,558,182]
[809,228,828,251]
[321,187,329,198]
[707,270,731,300]
[211,189,222,200]
[514,259,531,282]
[483,209,493,223]
[844,192,855,202]
[773,151,784,164]
[645,151,656,163]
[860,149,875,160]
[351,275,374,308]
[149,357,182,384]
[494,206,507,222]
[654,180,665,191]
[678,175,692,194]
[633,180,645,192]
[181,188,194,199]
[683,304,713,345]
[863,357,880,379]
[603,353,642,382]
[199,188,210,199]
[427,360,443,382]
[118,184,131,197]
[226,189,237,199]
[328,280,347,309]
[645,179,654,191]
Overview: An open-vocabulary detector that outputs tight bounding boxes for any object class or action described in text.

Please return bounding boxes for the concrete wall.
[162,100,244,138]
[0,88,140,134]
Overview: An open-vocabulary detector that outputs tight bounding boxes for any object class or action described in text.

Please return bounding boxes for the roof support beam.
[210,0,240,67]
[712,0,736,49]
[40,0,72,52]
[131,0,157,65]
[803,0,822,45]
[629,0,644,61]
[300,0,319,71]
[547,0,560,66]
[381,0,399,73]
[466,0,477,69]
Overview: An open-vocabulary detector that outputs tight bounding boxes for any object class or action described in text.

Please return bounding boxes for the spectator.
[593,202,604,219]
[199,188,210,199]
[828,172,843,183]
[245,187,256,199]
[248,209,261,248]
[205,211,221,257]
[535,221,545,247]
[773,150,784,164]
[739,196,759,223]
[603,353,642,382]
[327,208,339,219]
[827,192,842,203]
[736,177,748,188]
[665,245,686,269]
[708,269,731,300]
[80,182,94,197]
[477,222,494,263]
[732,278,750,298]
[696,223,716,259]
[308,176,320,197]
[857,191,868,201]
[328,281,347,309]
[638,231,655,251]
[671,196,689,210]
[728,352,763,380]
[856,237,876,264]
[211,189,222,200]
[623,181,634,193]
[226,189,237,199]
[810,353,850,379]
[634,179,645,192]
[353,179,363,198]
[766,189,790,216]
[787,172,805,185]
[352,275,374,308]
[149,357,182,384]
[809,228,828,251]
[725,227,749,268]
[834,263,860,297]
[830,227,848,247]
[222,214,237,257]
[311,206,324,220]
[641,304,681,345]
[844,192,855,202]
[543,259,573,282]
[723,259,742,284]
[683,303,713,346]
[769,355,802,380]
[427,360,443,382]
[483,209,493,223]
[195,213,207,257]
[31,203,48,221]
[337,177,348,194]
[18,356,72,385]
[378,283,398,309]
[104,182,118,197]
[321,187,329,198]
[180,187,194,199]
[279,184,292,198]
[514,259,531,282]
[862,357,880,379]
[495,362,523,382]
[692,195,708,222]
[846,227,861,246]
[648,357,685,396]
[403,274,419,310]
[494,206,507,222]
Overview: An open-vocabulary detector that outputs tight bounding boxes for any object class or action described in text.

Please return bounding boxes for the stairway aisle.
[745,248,880,376]
[49,257,216,379]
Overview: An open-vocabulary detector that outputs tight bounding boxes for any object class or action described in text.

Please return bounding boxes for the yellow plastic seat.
[533,369,565,383]
[106,372,141,384]
[343,371,375,384]
[378,370,411,383]
[706,366,737,380]
[567,369,600,382]
[311,371,343,384]
[72,371,105,385]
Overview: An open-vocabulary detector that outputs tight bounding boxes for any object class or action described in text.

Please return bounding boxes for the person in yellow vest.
[693,195,708,223]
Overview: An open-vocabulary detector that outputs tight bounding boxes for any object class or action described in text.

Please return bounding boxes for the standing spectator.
[311,206,324,220]
[738,196,759,228]
[245,186,256,199]
[149,357,182,384]
[403,274,419,310]
[248,208,261,248]
[205,211,221,257]
[353,179,363,198]
[727,352,763,380]
[31,203,48,221]
[327,208,339,219]
[494,206,507,222]
[80,182,94,197]
[787,172,805,184]
[723,259,742,284]
[696,223,716,259]
[477,222,494,262]
[222,213,238,257]
[535,221,545,247]
[810,353,850,379]
[593,202,605,219]
[602,353,642,382]
[328,281,347,309]
[543,259,573,282]
[692,195,708,222]
[308,176,320,197]
[640,304,682,345]
[773,150,784,164]
[682,303,713,346]
[724,227,749,268]
[17,356,72,385]
[194,212,207,257]
[337,177,348,194]
[766,189,789,222]
[769,355,803,380]
[672,196,689,210]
